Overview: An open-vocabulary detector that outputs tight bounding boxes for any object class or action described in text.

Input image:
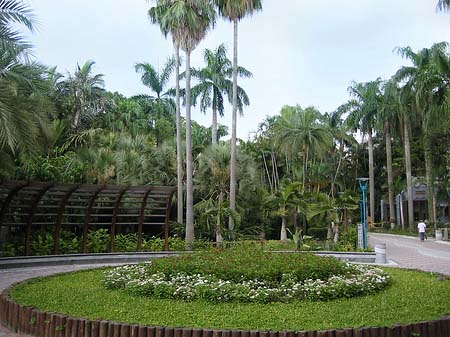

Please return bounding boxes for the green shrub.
[115,233,138,252]
[87,229,110,253]
[307,227,328,240]
[146,245,348,283]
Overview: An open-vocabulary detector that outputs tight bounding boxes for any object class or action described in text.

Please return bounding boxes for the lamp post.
[357,178,369,249]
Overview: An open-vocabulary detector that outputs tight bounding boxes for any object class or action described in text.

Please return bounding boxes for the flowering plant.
[103,263,390,303]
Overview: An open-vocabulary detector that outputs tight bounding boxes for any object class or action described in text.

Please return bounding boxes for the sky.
[26,0,450,141]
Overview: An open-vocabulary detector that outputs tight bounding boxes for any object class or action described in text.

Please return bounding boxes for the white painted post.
[375,243,387,264]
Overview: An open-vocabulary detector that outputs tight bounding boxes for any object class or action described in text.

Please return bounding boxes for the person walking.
[417,220,427,242]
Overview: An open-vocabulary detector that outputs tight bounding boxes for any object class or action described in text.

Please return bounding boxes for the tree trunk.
[280,215,287,241]
[368,130,375,224]
[175,43,184,225]
[185,50,194,246]
[385,121,396,227]
[330,140,344,198]
[216,192,223,246]
[404,116,414,230]
[72,108,81,129]
[423,134,435,227]
[229,18,238,235]
[212,105,218,145]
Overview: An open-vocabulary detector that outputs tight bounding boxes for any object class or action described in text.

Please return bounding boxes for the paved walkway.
[1,237,450,336]
[0,263,127,337]
[369,232,450,275]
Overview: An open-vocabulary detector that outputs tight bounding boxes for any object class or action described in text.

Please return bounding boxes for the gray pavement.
[1,237,450,336]
[369,232,450,275]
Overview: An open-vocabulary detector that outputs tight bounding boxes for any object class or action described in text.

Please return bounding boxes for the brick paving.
[1,237,450,336]
[369,233,450,275]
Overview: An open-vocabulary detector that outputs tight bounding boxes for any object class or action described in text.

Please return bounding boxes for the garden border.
[1,285,449,337]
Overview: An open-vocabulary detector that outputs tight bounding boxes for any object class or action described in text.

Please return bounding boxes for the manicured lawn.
[9,267,450,331]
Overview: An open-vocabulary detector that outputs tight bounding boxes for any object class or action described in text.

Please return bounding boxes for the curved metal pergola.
[0,180,176,255]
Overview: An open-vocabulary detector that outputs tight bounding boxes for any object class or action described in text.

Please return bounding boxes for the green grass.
[9,267,450,331]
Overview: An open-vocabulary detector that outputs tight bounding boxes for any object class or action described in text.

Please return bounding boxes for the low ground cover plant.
[9,268,450,331]
[103,247,390,303]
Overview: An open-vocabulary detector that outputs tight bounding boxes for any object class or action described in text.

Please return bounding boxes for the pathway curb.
[1,283,450,337]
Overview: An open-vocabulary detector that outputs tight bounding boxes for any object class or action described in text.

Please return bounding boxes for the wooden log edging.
[1,289,449,337]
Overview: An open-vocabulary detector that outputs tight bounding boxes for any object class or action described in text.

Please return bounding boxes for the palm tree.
[61,60,106,129]
[135,57,176,146]
[322,105,353,198]
[271,181,302,241]
[0,50,51,154]
[0,0,36,55]
[214,0,262,235]
[154,0,216,246]
[437,0,450,11]
[274,105,332,191]
[395,43,450,227]
[196,144,231,244]
[148,1,184,225]
[347,79,382,225]
[188,43,251,144]
[379,79,401,227]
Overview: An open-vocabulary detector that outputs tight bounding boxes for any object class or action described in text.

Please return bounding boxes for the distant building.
[380,183,449,226]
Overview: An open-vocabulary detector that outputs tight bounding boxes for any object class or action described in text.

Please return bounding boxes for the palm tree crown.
[189,43,251,143]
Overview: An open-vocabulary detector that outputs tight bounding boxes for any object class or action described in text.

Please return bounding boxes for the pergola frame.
[0,180,176,255]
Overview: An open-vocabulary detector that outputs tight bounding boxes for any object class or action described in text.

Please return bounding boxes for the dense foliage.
[102,247,390,303]
[1,1,449,253]
[150,246,346,281]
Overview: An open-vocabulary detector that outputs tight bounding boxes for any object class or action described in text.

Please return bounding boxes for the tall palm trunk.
[385,121,396,226]
[216,191,224,245]
[423,133,435,226]
[175,42,183,225]
[404,116,414,230]
[185,50,194,245]
[229,18,238,234]
[212,104,218,144]
[368,130,375,224]
[280,215,287,241]
[330,140,344,198]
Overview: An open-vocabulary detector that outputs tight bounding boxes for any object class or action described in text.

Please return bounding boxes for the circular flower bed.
[103,248,391,303]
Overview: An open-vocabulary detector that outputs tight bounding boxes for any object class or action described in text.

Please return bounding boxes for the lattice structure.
[0,180,176,255]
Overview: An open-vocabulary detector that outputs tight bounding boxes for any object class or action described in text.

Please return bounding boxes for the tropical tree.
[395,42,450,227]
[153,0,216,245]
[274,105,332,191]
[148,1,184,225]
[379,79,401,227]
[60,60,106,129]
[214,0,262,235]
[0,0,36,55]
[346,79,382,225]
[135,57,176,146]
[196,144,232,244]
[0,50,52,155]
[189,43,251,144]
[437,0,450,11]
[267,181,302,240]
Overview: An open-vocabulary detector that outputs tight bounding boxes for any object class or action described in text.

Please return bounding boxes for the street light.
[357,178,369,249]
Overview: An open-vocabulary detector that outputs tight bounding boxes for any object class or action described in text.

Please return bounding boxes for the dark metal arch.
[81,184,107,253]
[137,187,153,252]
[0,181,176,256]
[110,187,129,253]
[0,181,29,225]
[53,184,81,254]
[25,183,55,256]
[164,189,176,251]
